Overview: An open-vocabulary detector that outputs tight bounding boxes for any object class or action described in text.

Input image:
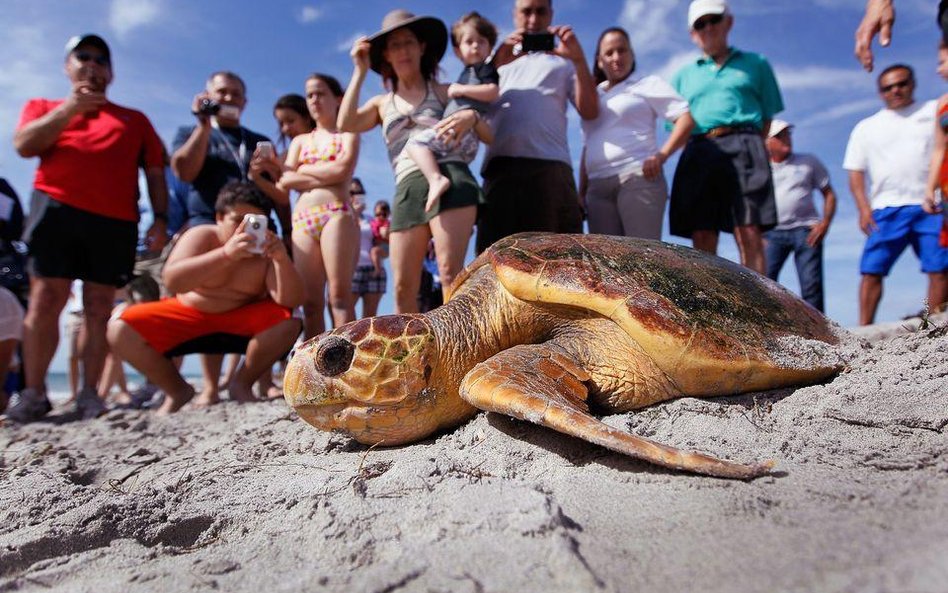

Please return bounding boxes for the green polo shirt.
[671,47,784,134]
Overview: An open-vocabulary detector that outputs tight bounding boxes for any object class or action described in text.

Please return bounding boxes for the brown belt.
[702,125,759,138]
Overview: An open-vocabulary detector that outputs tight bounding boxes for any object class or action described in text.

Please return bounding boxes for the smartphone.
[243,213,268,254]
[521,32,555,52]
[257,141,274,159]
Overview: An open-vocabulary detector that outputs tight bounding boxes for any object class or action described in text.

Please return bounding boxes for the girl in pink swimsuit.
[278,74,360,338]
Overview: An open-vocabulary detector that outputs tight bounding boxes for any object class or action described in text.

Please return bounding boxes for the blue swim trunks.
[860,205,948,275]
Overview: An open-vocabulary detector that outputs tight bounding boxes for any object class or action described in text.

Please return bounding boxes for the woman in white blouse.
[580,27,695,240]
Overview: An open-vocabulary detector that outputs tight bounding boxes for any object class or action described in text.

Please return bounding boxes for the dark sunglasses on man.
[693,13,724,31]
[74,51,110,66]
[879,79,912,93]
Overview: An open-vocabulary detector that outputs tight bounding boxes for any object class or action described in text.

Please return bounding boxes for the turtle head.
[284,314,467,445]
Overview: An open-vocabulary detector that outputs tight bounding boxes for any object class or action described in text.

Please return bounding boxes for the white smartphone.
[257,141,274,159]
[243,213,268,254]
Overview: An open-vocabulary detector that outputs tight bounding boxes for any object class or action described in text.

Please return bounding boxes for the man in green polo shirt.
[669,0,784,275]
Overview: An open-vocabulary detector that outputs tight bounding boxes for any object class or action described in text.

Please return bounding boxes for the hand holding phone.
[257,141,274,159]
[243,213,268,254]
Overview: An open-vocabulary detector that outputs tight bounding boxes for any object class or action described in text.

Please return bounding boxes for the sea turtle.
[284,233,845,479]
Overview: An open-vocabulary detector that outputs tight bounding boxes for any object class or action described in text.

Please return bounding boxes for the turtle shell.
[482,233,843,394]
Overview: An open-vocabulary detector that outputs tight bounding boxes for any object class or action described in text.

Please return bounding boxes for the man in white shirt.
[476,0,598,253]
[764,120,837,312]
[843,63,948,324]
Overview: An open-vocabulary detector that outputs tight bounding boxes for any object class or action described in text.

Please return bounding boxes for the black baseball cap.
[64,34,111,63]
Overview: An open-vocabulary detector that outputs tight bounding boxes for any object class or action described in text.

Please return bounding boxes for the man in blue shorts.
[669,0,784,274]
[10,34,168,422]
[844,63,948,324]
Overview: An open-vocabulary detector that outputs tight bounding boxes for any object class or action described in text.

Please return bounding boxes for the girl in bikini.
[278,74,360,338]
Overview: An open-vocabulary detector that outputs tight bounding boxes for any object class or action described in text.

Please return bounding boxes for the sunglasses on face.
[75,51,110,66]
[879,79,912,93]
[693,13,724,31]
[350,190,366,196]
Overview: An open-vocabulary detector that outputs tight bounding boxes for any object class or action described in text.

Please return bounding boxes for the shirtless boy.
[107,182,303,413]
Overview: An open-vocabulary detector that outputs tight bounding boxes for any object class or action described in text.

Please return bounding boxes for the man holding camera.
[171,71,274,228]
[8,34,169,423]
[475,0,598,253]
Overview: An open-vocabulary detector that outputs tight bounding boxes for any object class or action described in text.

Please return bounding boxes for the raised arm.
[338,37,384,133]
[855,0,895,72]
[14,83,106,157]
[162,227,238,294]
[551,25,598,120]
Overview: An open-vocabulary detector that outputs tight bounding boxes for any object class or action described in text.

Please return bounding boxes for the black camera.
[522,32,555,52]
[197,98,221,116]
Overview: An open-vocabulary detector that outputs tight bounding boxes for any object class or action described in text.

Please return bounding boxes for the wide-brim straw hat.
[367,9,447,74]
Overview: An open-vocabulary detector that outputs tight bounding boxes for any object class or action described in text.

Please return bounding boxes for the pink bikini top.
[299,131,344,164]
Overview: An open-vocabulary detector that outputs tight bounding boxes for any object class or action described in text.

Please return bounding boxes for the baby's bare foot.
[424,175,451,212]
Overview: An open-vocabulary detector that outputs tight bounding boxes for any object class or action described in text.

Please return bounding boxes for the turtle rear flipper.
[459,344,774,480]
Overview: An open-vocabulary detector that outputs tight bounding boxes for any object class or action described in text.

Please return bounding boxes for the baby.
[406,11,499,212]
[370,200,390,277]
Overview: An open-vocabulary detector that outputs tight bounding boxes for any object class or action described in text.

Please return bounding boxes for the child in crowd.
[406,11,499,212]
[107,182,303,413]
[927,41,948,250]
[370,200,391,277]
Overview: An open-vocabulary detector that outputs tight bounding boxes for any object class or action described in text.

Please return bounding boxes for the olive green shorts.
[390,161,482,232]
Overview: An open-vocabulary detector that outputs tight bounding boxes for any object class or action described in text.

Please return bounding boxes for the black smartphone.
[521,32,555,52]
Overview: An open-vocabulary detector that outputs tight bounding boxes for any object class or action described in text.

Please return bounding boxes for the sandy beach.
[1,315,946,593]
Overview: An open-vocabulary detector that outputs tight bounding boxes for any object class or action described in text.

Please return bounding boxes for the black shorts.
[25,191,138,287]
[477,157,583,253]
[669,131,777,238]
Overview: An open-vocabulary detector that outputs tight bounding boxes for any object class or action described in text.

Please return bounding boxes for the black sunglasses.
[693,13,724,31]
[75,51,110,66]
[879,79,912,93]
[350,190,366,196]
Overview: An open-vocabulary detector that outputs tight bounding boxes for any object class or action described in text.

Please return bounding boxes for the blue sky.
[1,0,945,373]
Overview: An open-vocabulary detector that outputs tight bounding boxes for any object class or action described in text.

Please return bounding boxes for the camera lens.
[198,98,221,115]
[252,221,261,230]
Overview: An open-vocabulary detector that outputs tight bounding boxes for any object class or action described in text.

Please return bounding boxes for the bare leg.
[107,319,194,414]
[228,319,302,402]
[22,277,71,391]
[859,274,883,325]
[322,212,360,327]
[79,281,116,393]
[927,271,948,313]
[0,338,18,412]
[67,314,81,401]
[429,205,477,298]
[733,224,767,274]
[370,246,386,276]
[193,353,223,407]
[406,144,451,213]
[218,353,240,389]
[292,226,328,339]
[361,292,383,318]
[692,230,719,255]
[389,225,431,313]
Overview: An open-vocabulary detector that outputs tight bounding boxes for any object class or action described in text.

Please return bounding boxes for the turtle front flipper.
[459,344,774,480]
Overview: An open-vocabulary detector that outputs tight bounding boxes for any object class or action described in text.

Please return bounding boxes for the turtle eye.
[315,336,355,376]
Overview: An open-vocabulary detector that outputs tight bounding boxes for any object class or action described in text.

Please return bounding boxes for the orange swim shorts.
[119,297,293,355]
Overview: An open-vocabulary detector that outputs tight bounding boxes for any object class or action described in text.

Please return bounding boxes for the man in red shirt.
[8,34,168,422]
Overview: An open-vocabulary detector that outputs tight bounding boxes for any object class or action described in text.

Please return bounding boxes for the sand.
[1,318,946,593]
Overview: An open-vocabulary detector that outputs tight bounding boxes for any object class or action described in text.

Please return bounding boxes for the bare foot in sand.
[227,380,260,403]
[191,386,220,409]
[266,385,283,400]
[155,384,196,415]
[424,174,451,212]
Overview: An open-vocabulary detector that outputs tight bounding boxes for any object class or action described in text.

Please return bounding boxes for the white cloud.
[336,32,367,54]
[654,50,700,82]
[774,65,875,92]
[298,6,323,24]
[795,98,880,127]
[109,0,162,39]
[619,0,685,56]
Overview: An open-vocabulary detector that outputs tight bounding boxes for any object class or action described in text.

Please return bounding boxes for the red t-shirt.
[16,99,166,222]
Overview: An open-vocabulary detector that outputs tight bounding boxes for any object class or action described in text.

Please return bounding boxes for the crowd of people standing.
[1,0,947,423]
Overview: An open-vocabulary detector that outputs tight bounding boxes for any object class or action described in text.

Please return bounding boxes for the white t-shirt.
[842,99,936,209]
[484,52,576,166]
[770,153,831,230]
[581,75,689,179]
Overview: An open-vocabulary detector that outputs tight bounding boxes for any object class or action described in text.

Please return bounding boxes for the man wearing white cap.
[669,0,784,275]
[9,34,168,423]
[763,120,837,312]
